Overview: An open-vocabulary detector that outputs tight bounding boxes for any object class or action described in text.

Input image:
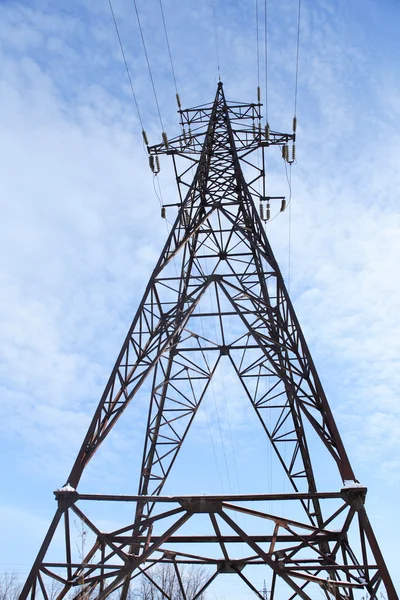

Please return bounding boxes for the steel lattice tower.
[21,84,397,600]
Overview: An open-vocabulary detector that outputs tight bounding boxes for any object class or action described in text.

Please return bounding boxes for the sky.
[0,0,399,596]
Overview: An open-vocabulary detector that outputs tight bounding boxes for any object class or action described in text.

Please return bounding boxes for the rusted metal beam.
[75,491,343,502]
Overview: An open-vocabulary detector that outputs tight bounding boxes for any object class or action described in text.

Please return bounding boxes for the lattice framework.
[21,83,397,600]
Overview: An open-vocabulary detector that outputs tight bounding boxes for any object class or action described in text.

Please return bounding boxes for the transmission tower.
[21,84,397,600]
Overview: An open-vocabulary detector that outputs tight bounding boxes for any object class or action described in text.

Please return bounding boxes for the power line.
[195,275,226,494]
[264,0,269,122]
[211,0,221,80]
[107,0,144,131]
[202,387,225,492]
[219,359,243,499]
[282,160,293,293]
[204,278,233,494]
[158,0,178,95]
[289,0,301,295]
[294,0,302,116]
[255,0,260,90]
[283,0,300,504]
[131,0,165,131]
[288,167,292,292]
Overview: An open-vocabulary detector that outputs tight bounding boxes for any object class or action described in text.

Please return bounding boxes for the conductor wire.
[294,0,302,116]
[290,0,301,293]
[256,0,260,89]
[158,0,178,94]
[211,0,221,79]
[132,0,165,131]
[264,0,268,122]
[287,165,292,291]
[108,0,144,131]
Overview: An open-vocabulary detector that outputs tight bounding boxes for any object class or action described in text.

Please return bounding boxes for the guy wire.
[108,0,144,131]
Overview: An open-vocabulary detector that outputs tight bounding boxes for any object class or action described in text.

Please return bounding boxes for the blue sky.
[1,0,399,596]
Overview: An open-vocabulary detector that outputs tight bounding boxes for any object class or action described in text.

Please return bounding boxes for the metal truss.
[21,83,397,600]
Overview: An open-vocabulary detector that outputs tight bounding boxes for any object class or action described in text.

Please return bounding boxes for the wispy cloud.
[1,0,399,586]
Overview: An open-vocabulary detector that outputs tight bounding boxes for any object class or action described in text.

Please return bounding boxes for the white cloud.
[1,0,399,590]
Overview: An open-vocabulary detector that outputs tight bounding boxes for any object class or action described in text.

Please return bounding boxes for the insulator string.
[158,0,178,95]
[131,0,165,131]
[107,0,144,131]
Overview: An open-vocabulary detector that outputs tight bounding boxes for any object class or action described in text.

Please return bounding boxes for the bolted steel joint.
[54,484,78,508]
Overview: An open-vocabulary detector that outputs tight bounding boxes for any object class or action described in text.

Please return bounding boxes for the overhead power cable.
[108,0,144,131]
[211,0,221,80]
[131,0,165,131]
[202,385,225,493]
[284,161,293,292]
[256,0,260,92]
[289,0,301,293]
[158,0,178,95]
[109,0,168,238]
[293,0,302,117]
[264,0,269,122]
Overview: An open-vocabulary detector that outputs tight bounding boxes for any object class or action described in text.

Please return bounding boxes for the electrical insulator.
[292,144,296,162]
[184,209,190,226]
[265,123,270,140]
[266,206,271,221]
[162,132,169,149]
[176,93,182,109]
[284,145,289,161]
[282,145,286,159]
[142,130,149,146]
[161,206,166,219]
[281,199,287,212]
[155,156,160,173]
[149,155,155,172]
[188,128,193,144]
[253,122,257,138]
[260,202,264,221]
[257,86,261,102]
[293,116,297,133]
